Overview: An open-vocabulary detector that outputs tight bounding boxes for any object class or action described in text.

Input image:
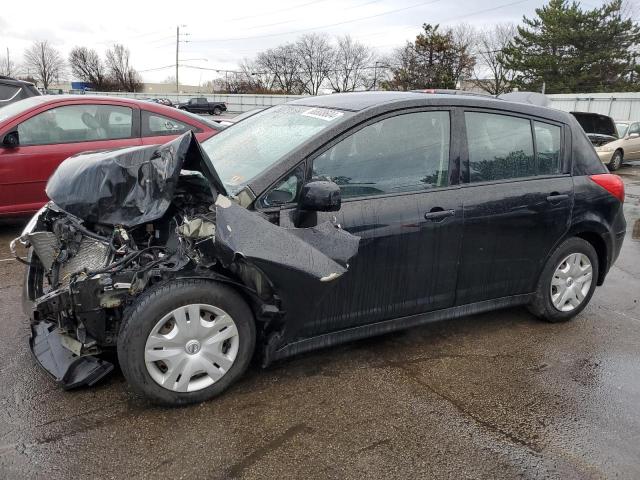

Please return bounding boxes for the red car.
[0,95,222,217]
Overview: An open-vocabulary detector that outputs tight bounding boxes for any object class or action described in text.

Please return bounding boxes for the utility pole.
[541,81,546,94]
[175,25,189,94]
[176,26,179,94]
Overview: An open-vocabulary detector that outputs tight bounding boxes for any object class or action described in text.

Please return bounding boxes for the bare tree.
[256,43,302,94]
[328,35,377,92]
[295,33,334,95]
[472,24,518,95]
[23,41,65,89]
[105,44,141,91]
[0,48,17,77]
[68,47,112,90]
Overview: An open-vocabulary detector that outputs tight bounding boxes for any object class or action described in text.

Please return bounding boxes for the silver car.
[595,120,640,170]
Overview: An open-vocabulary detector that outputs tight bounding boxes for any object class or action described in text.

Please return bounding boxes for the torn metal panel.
[45,131,225,227]
[214,195,359,281]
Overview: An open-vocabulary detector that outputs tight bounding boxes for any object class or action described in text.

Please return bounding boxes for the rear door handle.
[424,209,455,222]
[546,193,569,203]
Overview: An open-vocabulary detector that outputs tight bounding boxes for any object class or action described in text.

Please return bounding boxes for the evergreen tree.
[503,0,640,93]
[383,24,475,90]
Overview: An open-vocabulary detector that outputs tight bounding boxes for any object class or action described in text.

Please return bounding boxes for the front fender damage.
[19,132,360,388]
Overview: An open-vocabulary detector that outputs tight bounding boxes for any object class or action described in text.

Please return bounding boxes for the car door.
[456,110,573,305]
[263,109,463,339]
[0,103,141,216]
[624,122,640,160]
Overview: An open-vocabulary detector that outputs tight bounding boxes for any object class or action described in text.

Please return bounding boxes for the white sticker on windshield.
[301,108,344,122]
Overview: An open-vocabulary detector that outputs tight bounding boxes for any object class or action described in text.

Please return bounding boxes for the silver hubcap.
[144,304,239,393]
[550,253,593,312]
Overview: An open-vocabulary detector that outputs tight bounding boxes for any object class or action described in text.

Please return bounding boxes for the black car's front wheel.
[118,279,255,406]
[528,237,598,323]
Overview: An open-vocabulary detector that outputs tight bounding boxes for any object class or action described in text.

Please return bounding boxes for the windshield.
[201,104,349,193]
[616,122,630,137]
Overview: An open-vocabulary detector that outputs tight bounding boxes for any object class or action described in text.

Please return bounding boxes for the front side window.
[312,111,450,198]
[17,104,133,146]
[201,104,349,194]
[142,111,191,137]
[628,123,640,135]
[465,112,535,182]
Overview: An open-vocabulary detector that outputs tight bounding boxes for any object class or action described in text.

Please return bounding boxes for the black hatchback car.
[14,92,625,405]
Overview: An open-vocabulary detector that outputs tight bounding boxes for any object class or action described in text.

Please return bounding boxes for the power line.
[190,0,446,43]
[223,0,331,23]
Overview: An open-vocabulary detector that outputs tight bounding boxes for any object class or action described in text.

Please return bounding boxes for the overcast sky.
[0,0,613,86]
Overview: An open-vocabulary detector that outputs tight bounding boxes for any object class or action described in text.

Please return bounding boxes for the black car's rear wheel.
[213,107,222,116]
[117,279,255,406]
[528,237,598,323]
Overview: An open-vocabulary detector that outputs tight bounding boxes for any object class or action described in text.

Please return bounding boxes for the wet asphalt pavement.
[1,164,639,480]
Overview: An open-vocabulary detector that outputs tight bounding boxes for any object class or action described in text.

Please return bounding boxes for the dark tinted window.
[0,84,20,101]
[534,121,562,175]
[465,112,535,182]
[142,111,191,136]
[17,104,133,146]
[313,111,450,198]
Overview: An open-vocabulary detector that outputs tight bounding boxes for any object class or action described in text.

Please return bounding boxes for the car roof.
[0,76,36,88]
[287,91,571,122]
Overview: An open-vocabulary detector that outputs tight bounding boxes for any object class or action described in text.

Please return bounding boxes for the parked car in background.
[148,98,175,107]
[594,120,640,170]
[0,76,40,108]
[178,97,227,115]
[16,92,625,405]
[217,107,266,126]
[570,111,619,147]
[0,95,223,217]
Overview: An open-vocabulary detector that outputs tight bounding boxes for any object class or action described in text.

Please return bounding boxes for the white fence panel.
[548,93,640,120]
[86,91,307,112]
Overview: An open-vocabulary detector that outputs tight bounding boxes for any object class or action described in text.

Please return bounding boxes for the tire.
[608,150,623,171]
[528,237,598,323]
[117,279,255,406]
[213,107,222,116]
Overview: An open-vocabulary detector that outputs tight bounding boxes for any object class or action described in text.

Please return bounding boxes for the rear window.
[0,84,20,101]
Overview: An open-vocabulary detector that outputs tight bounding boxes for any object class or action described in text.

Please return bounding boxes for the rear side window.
[313,111,450,198]
[534,121,561,175]
[17,104,133,146]
[142,111,192,137]
[465,112,534,182]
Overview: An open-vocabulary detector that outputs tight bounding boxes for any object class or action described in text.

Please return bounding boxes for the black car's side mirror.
[298,180,341,212]
[2,131,19,148]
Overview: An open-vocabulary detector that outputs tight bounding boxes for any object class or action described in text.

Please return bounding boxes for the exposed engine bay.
[12,132,359,389]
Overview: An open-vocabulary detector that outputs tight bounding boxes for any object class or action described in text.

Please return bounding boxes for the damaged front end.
[13,132,359,389]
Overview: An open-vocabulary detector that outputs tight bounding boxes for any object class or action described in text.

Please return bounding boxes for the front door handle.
[546,193,569,203]
[424,208,455,222]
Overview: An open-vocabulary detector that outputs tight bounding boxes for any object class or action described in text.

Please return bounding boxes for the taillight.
[589,174,625,202]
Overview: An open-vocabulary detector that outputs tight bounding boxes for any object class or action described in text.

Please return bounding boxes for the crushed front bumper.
[30,321,114,389]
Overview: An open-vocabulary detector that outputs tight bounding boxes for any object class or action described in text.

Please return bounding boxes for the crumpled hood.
[45,132,226,226]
